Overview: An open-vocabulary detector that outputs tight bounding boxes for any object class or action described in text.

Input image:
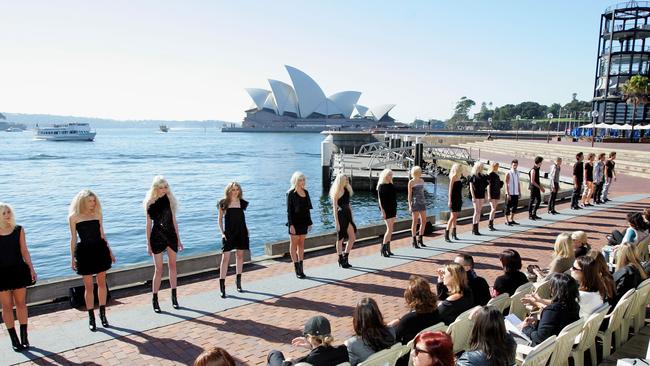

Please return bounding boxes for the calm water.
[0,128,469,279]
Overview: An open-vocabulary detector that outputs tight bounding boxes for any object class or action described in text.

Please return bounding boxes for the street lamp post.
[591,110,600,147]
[515,115,521,141]
[547,113,554,143]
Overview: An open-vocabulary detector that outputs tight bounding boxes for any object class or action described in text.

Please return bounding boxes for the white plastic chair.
[533,280,551,300]
[487,293,511,314]
[633,278,650,334]
[510,284,534,320]
[570,303,610,366]
[621,288,643,344]
[457,305,481,320]
[358,343,407,366]
[515,335,557,366]
[446,315,474,354]
[547,318,585,366]
[596,288,635,359]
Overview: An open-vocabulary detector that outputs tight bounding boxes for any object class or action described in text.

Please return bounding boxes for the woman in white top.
[571,255,605,318]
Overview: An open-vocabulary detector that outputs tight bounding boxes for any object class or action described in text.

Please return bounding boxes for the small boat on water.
[159,124,169,132]
[5,127,23,132]
[35,123,96,141]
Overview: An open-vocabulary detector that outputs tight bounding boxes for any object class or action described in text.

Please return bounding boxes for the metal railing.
[606,1,650,12]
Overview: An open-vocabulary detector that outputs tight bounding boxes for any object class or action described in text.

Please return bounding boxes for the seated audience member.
[389,275,441,345]
[612,244,648,305]
[345,297,395,366]
[643,208,650,227]
[571,256,606,318]
[194,347,236,366]
[436,263,474,325]
[437,254,490,306]
[531,232,574,280]
[410,331,455,366]
[586,250,616,303]
[604,212,649,262]
[457,306,516,366]
[518,273,580,346]
[492,249,529,296]
[571,231,591,258]
[267,315,348,366]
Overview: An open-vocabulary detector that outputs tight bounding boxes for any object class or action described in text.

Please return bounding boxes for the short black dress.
[450,180,463,213]
[0,225,33,291]
[487,172,502,200]
[469,174,486,199]
[74,220,112,276]
[147,194,178,254]
[220,199,249,252]
[585,162,594,183]
[287,189,313,235]
[336,189,357,241]
[378,183,397,219]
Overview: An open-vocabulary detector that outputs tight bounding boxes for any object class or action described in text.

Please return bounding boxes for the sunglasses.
[571,266,582,272]
[412,347,430,356]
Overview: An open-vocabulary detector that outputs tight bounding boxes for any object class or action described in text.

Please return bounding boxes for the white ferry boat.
[35,123,96,141]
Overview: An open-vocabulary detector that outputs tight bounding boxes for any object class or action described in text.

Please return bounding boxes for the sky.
[0,0,616,122]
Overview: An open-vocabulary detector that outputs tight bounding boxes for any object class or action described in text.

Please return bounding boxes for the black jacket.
[437,288,474,325]
[612,264,643,305]
[291,345,349,366]
[522,301,579,346]
[436,272,491,306]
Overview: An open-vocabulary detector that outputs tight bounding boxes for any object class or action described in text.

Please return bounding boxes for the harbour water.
[1,128,470,279]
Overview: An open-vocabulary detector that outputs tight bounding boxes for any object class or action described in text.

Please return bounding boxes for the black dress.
[0,225,33,291]
[378,183,397,219]
[450,180,463,212]
[493,271,529,296]
[147,194,178,254]
[220,199,250,252]
[74,220,112,276]
[487,172,502,200]
[437,288,475,325]
[336,189,357,241]
[287,189,313,235]
[469,174,486,199]
[585,162,594,183]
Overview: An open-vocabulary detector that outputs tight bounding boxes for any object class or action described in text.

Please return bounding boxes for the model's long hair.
[329,174,353,202]
[404,275,438,314]
[587,249,616,300]
[143,175,178,213]
[553,232,574,259]
[0,202,16,230]
[575,256,607,299]
[69,190,102,218]
[449,163,463,181]
[288,171,306,193]
[377,169,393,190]
[444,263,468,295]
[471,161,483,176]
[615,244,648,280]
[193,347,235,366]
[468,306,512,366]
[548,273,580,314]
[352,297,394,352]
[221,182,243,209]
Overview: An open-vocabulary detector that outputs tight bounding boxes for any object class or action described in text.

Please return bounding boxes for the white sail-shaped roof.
[353,104,369,118]
[370,104,396,121]
[263,93,278,113]
[285,65,327,118]
[268,79,298,115]
[314,99,342,116]
[329,91,361,118]
[245,88,271,110]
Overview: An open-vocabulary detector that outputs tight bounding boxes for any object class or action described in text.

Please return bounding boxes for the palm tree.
[621,74,650,142]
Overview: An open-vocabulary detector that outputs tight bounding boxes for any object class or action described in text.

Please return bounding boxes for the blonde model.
[446,164,463,242]
[377,169,396,257]
[287,172,313,279]
[330,174,357,268]
[68,190,115,331]
[0,203,36,351]
[144,176,183,312]
[218,182,249,298]
[407,166,427,248]
[582,153,596,206]
[469,162,487,235]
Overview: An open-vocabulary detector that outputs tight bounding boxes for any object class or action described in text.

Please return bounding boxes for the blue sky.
[0,0,615,122]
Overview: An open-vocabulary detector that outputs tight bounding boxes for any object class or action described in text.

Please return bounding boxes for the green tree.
[621,74,650,141]
[450,96,476,122]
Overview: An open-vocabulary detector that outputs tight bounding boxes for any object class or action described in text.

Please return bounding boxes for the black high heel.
[219,279,226,298]
[298,261,307,278]
[412,236,420,248]
[342,253,352,268]
[8,328,23,352]
[445,229,451,243]
[88,310,96,332]
[171,288,179,309]
[152,293,161,313]
[418,235,426,247]
[380,244,389,257]
[99,305,109,327]
[19,324,29,349]
[236,274,243,292]
[338,254,345,267]
[452,228,459,240]
[386,242,394,256]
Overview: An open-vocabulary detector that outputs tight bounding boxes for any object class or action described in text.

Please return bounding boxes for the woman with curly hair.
[388,275,441,344]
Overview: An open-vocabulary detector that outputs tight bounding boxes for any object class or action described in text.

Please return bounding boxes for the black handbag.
[69,282,111,308]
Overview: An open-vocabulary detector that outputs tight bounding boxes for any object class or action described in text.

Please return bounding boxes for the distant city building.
[593,2,650,124]
[241,65,398,131]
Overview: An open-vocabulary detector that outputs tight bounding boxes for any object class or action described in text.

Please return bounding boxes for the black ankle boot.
[7,327,23,352]
[412,236,420,248]
[219,278,226,298]
[152,293,161,313]
[298,261,306,278]
[19,324,29,349]
[236,274,243,292]
[338,254,345,267]
[342,253,352,268]
[88,310,96,332]
[488,220,495,231]
[99,305,109,327]
[294,262,305,279]
[445,229,451,242]
[380,244,389,257]
[418,235,426,247]
[452,228,459,240]
[473,223,481,235]
[171,288,179,309]
[386,242,394,256]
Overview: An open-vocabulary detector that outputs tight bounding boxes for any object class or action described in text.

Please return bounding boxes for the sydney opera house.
[231,65,400,132]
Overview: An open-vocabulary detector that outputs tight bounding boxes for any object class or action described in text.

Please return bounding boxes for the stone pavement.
[5,192,650,365]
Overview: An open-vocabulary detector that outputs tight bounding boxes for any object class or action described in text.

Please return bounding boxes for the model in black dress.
[582,153,596,206]
[446,164,464,242]
[0,204,36,352]
[486,163,502,231]
[68,190,115,332]
[145,176,183,313]
[287,172,313,279]
[218,182,249,298]
[469,162,487,236]
[377,169,397,257]
[330,174,357,268]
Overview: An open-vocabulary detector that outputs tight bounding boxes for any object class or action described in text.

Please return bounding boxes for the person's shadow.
[19,346,103,366]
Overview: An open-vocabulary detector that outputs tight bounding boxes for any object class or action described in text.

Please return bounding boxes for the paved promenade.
[3,189,649,365]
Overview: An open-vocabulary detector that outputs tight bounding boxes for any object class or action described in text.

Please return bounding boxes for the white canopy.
[577,122,596,129]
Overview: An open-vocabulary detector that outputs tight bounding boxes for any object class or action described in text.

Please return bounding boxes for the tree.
[449,96,476,122]
[621,74,650,142]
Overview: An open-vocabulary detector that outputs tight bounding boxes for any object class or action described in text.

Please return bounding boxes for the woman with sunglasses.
[570,256,605,318]
[410,331,454,366]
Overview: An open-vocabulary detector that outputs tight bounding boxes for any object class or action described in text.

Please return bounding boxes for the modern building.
[593,1,650,125]
[234,65,399,131]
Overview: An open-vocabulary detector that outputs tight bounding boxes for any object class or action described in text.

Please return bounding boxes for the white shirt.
[579,291,604,319]
[507,169,521,195]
